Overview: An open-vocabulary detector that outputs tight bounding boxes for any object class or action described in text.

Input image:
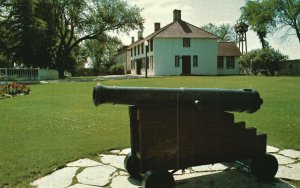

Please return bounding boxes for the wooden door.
[182,56,191,75]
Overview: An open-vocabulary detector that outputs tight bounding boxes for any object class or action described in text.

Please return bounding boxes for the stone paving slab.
[276,165,300,181]
[66,158,102,167]
[288,163,300,169]
[68,184,100,188]
[31,167,78,188]
[31,147,300,188]
[109,149,121,154]
[267,146,280,153]
[279,149,300,159]
[120,148,131,155]
[76,165,116,187]
[192,163,229,172]
[174,171,220,181]
[99,154,126,170]
[273,154,296,165]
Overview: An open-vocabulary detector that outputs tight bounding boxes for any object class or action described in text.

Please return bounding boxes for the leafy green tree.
[272,0,300,43]
[84,36,122,75]
[1,0,143,78]
[240,0,299,47]
[1,0,54,68]
[238,49,261,75]
[258,48,288,75]
[238,48,288,75]
[11,0,36,66]
[201,23,235,42]
[50,0,144,78]
[240,0,276,48]
[0,0,15,67]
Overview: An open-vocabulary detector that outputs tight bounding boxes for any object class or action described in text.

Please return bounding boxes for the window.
[131,48,133,57]
[138,44,140,55]
[226,56,235,69]
[183,38,190,47]
[175,56,180,67]
[150,38,153,51]
[134,46,136,56]
[141,43,144,54]
[193,55,198,67]
[150,56,153,70]
[217,56,224,69]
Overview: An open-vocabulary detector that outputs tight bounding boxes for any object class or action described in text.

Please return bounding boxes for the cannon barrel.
[93,84,263,113]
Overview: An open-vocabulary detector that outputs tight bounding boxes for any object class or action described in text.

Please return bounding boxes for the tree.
[272,0,300,43]
[238,49,260,74]
[0,0,55,68]
[238,48,288,75]
[201,23,235,42]
[84,36,122,75]
[0,0,15,67]
[50,0,144,78]
[258,48,289,75]
[240,0,276,48]
[12,0,38,67]
[240,0,300,47]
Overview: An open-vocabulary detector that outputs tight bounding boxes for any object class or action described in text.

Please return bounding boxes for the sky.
[119,0,300,59]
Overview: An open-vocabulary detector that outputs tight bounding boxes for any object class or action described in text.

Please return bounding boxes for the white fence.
[0,68,59,80]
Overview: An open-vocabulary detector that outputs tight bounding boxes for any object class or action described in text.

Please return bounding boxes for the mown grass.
[0,76,299,187]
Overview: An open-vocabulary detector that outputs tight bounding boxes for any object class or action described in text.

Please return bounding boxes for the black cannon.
[93,84,278,188]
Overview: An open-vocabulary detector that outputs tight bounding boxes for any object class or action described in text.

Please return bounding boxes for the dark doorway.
[136,60,142,75]
[182,56,191,75]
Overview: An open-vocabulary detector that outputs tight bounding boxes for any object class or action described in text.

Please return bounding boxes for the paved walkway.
[31,146,300,188]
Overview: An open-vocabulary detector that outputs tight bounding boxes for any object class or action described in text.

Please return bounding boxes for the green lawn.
[0,76,299,187]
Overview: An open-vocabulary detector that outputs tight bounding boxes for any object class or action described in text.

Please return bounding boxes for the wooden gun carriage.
[93,84,278,188]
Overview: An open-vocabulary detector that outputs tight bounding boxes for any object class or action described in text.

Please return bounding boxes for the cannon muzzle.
[93,84,263,113]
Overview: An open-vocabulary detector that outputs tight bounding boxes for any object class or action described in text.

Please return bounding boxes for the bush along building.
[122,9,241,76]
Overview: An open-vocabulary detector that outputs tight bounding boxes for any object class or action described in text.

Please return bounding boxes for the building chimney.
[154,23,161,31]
[173,9,181,22]
[131,37,134,43]
[138,31,143,40]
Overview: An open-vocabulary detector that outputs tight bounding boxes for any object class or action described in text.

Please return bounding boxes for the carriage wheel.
[251,153,278,181]
[124,152,141,179]
[142,169,175,188]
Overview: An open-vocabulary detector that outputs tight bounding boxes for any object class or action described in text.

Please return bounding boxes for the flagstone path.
[31,146,300,188]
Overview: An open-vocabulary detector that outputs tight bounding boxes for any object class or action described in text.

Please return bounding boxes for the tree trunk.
[257,31,268,49]
[55,52,67,79]
[296,27,300,44]
[58,67,65,79]
[56,57,66,79]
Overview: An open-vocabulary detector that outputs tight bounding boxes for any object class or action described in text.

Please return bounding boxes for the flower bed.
[0,82,31,100]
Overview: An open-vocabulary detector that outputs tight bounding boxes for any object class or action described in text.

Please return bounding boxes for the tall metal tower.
[234,21,249,54]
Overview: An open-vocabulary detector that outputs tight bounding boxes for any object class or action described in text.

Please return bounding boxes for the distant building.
[115,46,131,74]
[127,9,241,76]
[279,59,300,76]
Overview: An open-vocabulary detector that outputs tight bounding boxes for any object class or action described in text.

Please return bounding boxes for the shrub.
[108,64,125,75]
[238,48,288,75]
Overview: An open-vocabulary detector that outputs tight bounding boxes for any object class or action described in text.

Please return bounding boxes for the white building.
[128,9,241,76]
[115,46,131,74]
[217,42,242,75]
